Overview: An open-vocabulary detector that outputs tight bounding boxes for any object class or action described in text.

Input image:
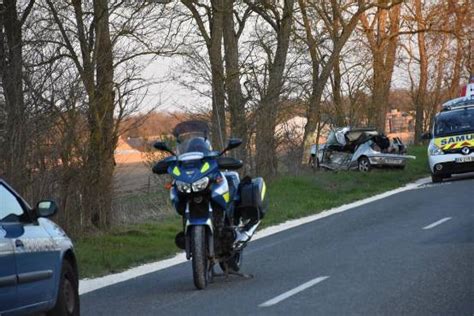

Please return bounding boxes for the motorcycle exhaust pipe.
[246,221,261,237]
[234,221,261,250]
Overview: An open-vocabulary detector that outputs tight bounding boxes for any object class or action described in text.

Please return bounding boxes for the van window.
[434,108,474,137]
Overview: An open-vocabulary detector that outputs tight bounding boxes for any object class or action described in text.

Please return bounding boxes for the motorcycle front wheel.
[191,225,209,289]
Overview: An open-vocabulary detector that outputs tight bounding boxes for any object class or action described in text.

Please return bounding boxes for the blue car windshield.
[434,108,474,137]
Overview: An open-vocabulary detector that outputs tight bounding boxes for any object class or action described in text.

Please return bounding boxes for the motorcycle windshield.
[173,121,212,155]
[177,137,211,155]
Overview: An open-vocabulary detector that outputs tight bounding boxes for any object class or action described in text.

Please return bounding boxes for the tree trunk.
[414,0,427,144]
[209,0,226,149]
[255,0,294,178]
[332,57,345,126]
[362,2,401,132]
[370,49,396,131]
[448,37,463,98]
[82,0,116,229]
[448,1,467,99]
[430,34,447,131]
[300,81,325,168]
[298,0,321,167]
[0,0,28,194]
[181,0,227,149]
[223,0,247,163]
[299,0,368,165]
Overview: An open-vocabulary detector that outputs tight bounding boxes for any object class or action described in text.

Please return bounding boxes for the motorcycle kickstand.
[209,263,217,283]
[210,262,254,280]
[209,264,228,280]
[221,262,253,279]
[208,263,233,282]
[227,270,253,279]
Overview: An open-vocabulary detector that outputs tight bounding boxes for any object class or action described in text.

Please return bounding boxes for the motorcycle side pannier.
[236,177,268,224]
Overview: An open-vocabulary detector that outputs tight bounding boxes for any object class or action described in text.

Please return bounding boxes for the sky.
[139,56,209,114]
[140,55,413,115]
[138,25,469,116]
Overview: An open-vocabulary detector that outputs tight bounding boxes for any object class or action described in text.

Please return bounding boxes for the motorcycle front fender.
[185,218,213,232]
[185,220,214,260]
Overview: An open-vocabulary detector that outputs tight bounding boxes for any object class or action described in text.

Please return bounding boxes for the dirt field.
[113,137,158,196]
[114,162,154,195]
[112,162,174,225]
[112,143,176,225]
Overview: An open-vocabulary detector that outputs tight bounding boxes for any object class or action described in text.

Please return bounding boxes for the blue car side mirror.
[36,200,58,218]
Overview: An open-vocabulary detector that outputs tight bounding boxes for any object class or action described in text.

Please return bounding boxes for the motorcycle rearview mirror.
[153,141,176,156]
[220,138,242,156]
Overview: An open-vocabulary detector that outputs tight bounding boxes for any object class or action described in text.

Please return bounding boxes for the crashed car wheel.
[358,157,371,172]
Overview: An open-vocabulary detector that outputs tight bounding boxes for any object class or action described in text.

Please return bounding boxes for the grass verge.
[76,145,428,278]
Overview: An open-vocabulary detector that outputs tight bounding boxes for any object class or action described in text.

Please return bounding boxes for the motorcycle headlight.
[176,180,192,193]
[428,143,444,156]
[192,177,209,192]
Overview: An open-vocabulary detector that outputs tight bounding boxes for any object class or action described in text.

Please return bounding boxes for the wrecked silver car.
[311,127,415,171]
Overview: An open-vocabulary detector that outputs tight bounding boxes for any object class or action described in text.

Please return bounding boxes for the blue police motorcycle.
[153,121,267,289]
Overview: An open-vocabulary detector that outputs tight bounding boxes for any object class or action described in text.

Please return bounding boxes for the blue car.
[0,178,79,315]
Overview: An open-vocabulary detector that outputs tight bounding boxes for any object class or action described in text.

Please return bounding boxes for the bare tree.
[244,0,295,178]
[222,1,251,163]
[400,0,470,140]
[296,0,378,165]
[175,1,252,163]
[43,0,116,228]
[446,0,469,98]
[181,0,227,148]
[413,0,427,144]
[0,0,35,194]
[41,0,179,229]
[360,0,402,132]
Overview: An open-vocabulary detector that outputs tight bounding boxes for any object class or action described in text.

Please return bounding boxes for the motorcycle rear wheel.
[191,225,209,290]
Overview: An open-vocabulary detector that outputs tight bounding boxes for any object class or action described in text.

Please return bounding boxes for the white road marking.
[79,177,430,295]
[259,276,330,307]
[423,217,452,230]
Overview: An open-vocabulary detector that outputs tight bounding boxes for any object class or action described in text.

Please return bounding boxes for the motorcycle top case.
[237,177,268,222]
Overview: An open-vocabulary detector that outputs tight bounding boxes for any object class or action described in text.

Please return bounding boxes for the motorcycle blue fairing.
[169,156,218,183]
[167,152,231,227]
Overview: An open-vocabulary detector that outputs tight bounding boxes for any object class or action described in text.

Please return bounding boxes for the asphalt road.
[81,175,474,316]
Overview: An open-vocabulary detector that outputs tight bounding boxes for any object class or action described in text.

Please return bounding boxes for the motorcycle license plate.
[455,156,474,163]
